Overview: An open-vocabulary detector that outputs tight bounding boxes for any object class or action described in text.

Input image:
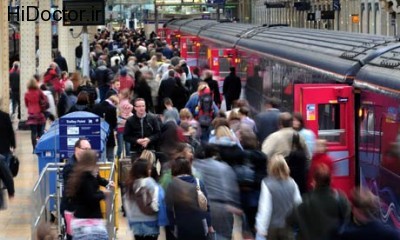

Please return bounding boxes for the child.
[307,139,334,190]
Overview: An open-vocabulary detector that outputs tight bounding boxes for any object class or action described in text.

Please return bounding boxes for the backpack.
[134,185,158,215]
[285,132,308,194]
[233,158,255,187]
[196,93,214,127]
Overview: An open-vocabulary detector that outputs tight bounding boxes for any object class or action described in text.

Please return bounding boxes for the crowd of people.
[3,26,400,240]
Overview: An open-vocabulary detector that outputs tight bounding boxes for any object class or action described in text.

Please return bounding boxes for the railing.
[31,162,117,240]
[104,162,117,240]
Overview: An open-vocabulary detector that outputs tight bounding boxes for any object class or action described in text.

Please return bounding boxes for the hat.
[120,68,127,76]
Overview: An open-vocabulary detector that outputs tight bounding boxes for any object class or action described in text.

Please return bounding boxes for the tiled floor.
[0,130,134,240]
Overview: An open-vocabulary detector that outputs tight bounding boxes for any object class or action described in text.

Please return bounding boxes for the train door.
[180,36,199,69]
[157,28,166,42]
[208,48,237,80]
[294,84,355,195]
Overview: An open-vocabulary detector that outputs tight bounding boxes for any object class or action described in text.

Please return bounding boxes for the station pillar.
[38,0,53,74]
[57,0,80,74]
[0,0,9,112]
[20,0,37,121]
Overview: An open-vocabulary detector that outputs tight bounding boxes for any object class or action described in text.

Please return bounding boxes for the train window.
[186,39,195,54]
[318,104,346,144]
[219,58,231,79]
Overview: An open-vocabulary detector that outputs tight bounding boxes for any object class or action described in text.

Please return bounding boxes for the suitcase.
[118,158,132,186]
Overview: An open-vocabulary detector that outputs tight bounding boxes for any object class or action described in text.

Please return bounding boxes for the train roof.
[166,19,400,96]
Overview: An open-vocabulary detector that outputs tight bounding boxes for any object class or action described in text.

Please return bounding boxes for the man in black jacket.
[0,106,16,167]
[90,60,115,102]
[92,95,119,162]
[54,50,68,73]
[223,67,242,111]
[124,98,161,158]
[9,62,21,119]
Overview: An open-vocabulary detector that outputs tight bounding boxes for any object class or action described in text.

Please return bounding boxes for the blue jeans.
[116,132,131,159]
[129,221,159,236]
[99,85,110,102]
[0,152,11,168]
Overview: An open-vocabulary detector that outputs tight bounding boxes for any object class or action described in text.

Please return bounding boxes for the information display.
[63,0,105,26]
[59,117,101,159]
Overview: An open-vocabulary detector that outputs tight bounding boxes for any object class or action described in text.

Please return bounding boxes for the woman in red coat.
[25,78,46,151]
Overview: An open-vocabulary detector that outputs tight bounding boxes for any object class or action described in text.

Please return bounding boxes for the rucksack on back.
[196,93,214,127]
[134,186,158,215]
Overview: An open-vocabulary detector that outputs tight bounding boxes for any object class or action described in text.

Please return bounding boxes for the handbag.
[9,155,19,177]
[195,178,208,211]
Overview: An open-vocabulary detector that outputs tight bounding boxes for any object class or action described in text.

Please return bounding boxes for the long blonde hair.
[140,150,156,166]
[215,126,234,141]
[268,154,290,180]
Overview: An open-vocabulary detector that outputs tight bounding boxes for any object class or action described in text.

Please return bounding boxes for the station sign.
[63,0,105,26]
[59,117,101,159]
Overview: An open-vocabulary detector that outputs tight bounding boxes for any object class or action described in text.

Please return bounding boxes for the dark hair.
[171,157,192,176]
[163,97,173,106]
[74,138,89,148]
[293,112,305,130]
[239,128,259,150]
[77,91,90,104]
[313,164,331,188]
[126,158,151,199]
[193,67,200,76]
[265,97,280,109]
[239,106,250,116]
[133,98,145,107]
[229,66,235,72]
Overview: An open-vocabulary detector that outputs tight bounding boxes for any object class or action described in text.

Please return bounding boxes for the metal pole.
[81,26,90,77]
[217,5,220,21]
[155,0,158,32]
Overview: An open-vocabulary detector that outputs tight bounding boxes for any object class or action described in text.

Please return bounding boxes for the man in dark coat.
[90,60,115,102]
[123,98,161,158]
[91,95,119,161]
[158,70,177,110]
[223,67,242,111]
[54,50,69,72]
[287,164,351,240]
[0,155,14,210]
[0,107,16,167]
[254,97,281,143]
[75,42,82,69]
[9,62,21,119]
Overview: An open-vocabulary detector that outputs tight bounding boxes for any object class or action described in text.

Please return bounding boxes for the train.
[162,19,400,229]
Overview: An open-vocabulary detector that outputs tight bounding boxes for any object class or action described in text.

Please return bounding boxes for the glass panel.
[186,38,195,55]
[318,104,346,144]
[219,58,231,79]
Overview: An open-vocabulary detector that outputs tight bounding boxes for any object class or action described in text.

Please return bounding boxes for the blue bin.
[34,111,110,210]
